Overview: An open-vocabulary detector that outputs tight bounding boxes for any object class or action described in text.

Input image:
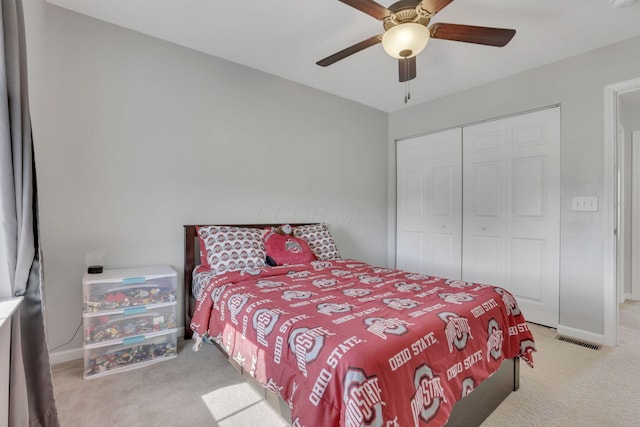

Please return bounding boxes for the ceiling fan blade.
[316,35,383,67]
[338,0,391,20]
[398,57,416,82]
[429,23,516,47]
[418,0,454,16]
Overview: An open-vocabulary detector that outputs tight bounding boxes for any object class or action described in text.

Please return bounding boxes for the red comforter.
[191,259,535,427]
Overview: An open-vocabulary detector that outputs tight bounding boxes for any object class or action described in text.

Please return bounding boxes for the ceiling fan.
[317,0,516,84]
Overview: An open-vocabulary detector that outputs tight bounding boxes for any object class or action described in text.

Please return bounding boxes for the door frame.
[604,77,640,346]
[617,124,627,305]
[633,130,640,301]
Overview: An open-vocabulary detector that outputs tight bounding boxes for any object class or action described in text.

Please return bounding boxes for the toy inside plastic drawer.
[83,270,177,312]
[83,329,178,379]
[83,302,177,344]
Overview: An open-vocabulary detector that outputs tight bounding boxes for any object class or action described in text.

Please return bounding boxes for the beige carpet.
[482,301,640,427]
[52,302,640,426]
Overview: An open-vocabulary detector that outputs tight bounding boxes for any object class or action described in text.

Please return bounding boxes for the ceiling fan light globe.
[382,23,430,59]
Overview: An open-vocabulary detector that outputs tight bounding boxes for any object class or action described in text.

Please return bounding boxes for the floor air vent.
[555,336,601,350]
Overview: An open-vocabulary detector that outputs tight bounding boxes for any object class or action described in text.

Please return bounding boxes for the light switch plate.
[571,196,598,212]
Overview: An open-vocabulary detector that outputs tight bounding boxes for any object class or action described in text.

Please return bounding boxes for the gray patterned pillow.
[292,223,341,261]
[196,226,267,274]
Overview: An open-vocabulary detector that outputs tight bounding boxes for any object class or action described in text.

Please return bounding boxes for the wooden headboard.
[183,223,317,339]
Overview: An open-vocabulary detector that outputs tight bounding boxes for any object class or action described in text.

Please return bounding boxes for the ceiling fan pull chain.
[404,57,410,104]
[404,80,411,104]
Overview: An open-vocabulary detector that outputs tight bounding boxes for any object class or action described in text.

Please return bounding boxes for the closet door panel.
[512,157,545,218]
[396,128,462,279]
[397,231,425,274]
[471,161,502,217]
[463,119,507,287]
[467,235,504,286]
[507,108,560,326]
[403,170,424,217]
[510,237,545,301]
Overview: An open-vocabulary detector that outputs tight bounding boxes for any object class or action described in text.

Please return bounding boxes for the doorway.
[633,130,640,301]
[604,77,640,347]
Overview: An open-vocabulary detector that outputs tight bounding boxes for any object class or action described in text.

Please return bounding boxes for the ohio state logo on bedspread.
[288,270,312,278]
[383,298,419,310]
[394,282,423,292]
[281,290,315,301]
[444,279,475,289]
[494,287,521,316]
[317,302,353,315]
[211,283,229,305]
[288,327,334,377]
[520,339,535,355]
[438,292,475,305]
[343,368,385,427]
[256,279,284,288]
[312,278,338,288]
[227,294,249,325]
[343,288,372,298]
[438,311,473,353]
[460,377,476,398]
[486,318,504,361]
[363,317,411,340]
[410,364,446,426]
[252,308,280,347]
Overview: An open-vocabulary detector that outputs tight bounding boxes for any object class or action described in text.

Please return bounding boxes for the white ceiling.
[46,0,640,112]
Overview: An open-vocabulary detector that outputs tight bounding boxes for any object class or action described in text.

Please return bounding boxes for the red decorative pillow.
[263,230,316,266]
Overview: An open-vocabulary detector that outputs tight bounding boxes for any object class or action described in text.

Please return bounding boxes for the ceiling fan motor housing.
[383,0,431,31]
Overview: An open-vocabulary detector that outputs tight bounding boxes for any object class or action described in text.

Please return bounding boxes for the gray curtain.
[0,0,59,425]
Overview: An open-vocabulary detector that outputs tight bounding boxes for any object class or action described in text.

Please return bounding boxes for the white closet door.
[461,119,508,287]
[396,128,462,279]
[462,107,560,327]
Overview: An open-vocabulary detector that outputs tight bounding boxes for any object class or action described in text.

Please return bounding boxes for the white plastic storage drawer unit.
[83,265,177,312]
[83,302,177,344]
[82,264,178,379]
[83,329,178,379]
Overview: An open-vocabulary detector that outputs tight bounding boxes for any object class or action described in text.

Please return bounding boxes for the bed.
[184,223,535,427]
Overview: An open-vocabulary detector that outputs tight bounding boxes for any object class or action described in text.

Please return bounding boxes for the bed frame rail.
[215,338,519,426]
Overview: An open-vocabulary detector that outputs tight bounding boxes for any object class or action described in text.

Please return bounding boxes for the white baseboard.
[49,347,83,365]
[556,324,605,346]
[49,326,186,365]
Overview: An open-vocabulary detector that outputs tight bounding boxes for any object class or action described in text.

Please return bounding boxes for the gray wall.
[23,0,640,356]
[389,36,640,337]
[23,2,388,357]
